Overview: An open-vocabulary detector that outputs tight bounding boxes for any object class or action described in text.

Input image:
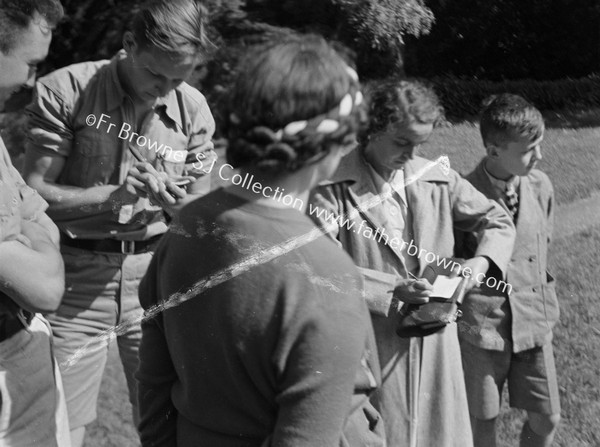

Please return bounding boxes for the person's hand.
[450,256,490,291]
[125,162,174,205]
[392,277,433,305]
[132,163,197,212]
[114,165,147,203]
[125,162,166,198]
[163,175,197,201]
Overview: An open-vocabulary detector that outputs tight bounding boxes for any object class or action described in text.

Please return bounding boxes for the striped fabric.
[505,183,519,219]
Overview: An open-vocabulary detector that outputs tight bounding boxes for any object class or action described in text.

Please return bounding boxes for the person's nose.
[534,145,542,161]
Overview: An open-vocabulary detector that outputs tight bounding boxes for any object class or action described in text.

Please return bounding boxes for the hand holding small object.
[164,175,197,199]
[392,273,433,305]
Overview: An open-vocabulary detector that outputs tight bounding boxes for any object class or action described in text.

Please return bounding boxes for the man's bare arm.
[0,217,64,313]
[23,150,138,222]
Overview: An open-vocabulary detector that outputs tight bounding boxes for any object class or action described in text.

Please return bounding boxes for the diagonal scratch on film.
[61,155,450,370]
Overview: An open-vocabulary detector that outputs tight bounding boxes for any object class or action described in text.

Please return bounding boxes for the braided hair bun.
[225,34,365,173]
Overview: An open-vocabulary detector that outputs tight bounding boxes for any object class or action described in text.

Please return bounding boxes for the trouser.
[0,315,71,446]
[47,245,152,430]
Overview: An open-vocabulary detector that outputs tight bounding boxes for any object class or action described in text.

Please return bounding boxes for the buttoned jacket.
[457,159,559,352]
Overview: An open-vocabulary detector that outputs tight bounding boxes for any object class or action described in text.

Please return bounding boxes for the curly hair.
[364,78,443,139]
[0,0,64,53]
[479,94,544,148]
[225,34,365,173]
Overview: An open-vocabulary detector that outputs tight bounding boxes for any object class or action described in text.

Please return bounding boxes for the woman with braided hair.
[136,35,385,446]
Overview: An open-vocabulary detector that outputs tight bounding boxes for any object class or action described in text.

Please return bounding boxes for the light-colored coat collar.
[323,147,450,188]
[320,148,453,271]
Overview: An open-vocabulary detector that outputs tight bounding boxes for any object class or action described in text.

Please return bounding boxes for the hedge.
[427,76,600,119]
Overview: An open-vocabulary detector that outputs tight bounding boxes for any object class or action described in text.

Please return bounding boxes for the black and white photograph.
[1,0,599,446]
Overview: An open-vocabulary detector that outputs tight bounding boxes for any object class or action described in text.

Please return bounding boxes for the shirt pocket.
[63,133,115,187]
[154,148,188,178]
[150,131,188,178]
[340,399,385,447]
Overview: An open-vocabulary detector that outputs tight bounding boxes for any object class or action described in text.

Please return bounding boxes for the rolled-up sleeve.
[13,166,48,221]
[25,82,74,158]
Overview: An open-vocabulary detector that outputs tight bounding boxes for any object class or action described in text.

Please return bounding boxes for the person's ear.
[123,31,138,55]
[487,143,501,159]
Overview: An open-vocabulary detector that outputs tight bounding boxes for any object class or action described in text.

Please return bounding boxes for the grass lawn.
[497,225,600,447]
[86,347,138,447]
[420,120,600,205]
[85,117,600,446]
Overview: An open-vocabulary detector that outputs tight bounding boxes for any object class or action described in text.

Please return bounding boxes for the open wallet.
[395,265,470,338]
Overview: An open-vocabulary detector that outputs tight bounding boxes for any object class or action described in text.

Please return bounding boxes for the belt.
[0,310,33,342]
[60,234,162,255]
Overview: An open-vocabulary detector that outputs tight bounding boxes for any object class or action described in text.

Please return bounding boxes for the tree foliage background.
[36,0,434,134]
[4,0,600,153]
[32,0,600,105]
[43,0,434,79]
[406,0,600,80]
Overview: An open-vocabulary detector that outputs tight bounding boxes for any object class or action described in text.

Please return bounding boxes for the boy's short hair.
[480,94,544,148]
[132,0,211,56]
[0,0,64,53]
[365,78,443,137]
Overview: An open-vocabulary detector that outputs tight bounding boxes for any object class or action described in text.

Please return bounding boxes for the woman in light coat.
[309,79,515,447]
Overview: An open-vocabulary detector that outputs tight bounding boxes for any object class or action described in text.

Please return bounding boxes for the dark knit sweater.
[137,188,382,447]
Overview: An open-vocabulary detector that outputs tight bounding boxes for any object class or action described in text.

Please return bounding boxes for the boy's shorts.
[460,340,560,420]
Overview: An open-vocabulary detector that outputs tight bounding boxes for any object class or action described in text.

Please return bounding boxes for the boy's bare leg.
[520,412,560,447]
[471,416,497,447]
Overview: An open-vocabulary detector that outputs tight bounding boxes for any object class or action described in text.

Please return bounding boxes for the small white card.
[431,275,463,300]
[118,204,134,224]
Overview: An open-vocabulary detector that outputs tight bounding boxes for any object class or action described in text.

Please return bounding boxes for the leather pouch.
[396,274,469,338]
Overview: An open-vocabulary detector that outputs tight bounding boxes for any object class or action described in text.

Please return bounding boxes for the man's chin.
[137,91,159,102]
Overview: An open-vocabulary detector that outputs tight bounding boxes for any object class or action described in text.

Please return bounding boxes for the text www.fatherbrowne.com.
[308,203,513,295]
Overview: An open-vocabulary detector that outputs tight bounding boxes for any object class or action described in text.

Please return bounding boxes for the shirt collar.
[155,90,183,128]
[483,159,520,193]
[106,50,183,128]
[366,159,408,206]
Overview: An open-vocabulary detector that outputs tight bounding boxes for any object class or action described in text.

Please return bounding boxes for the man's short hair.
[132,0,211,57]
[0,0,64,53]
[480,94,544,148]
